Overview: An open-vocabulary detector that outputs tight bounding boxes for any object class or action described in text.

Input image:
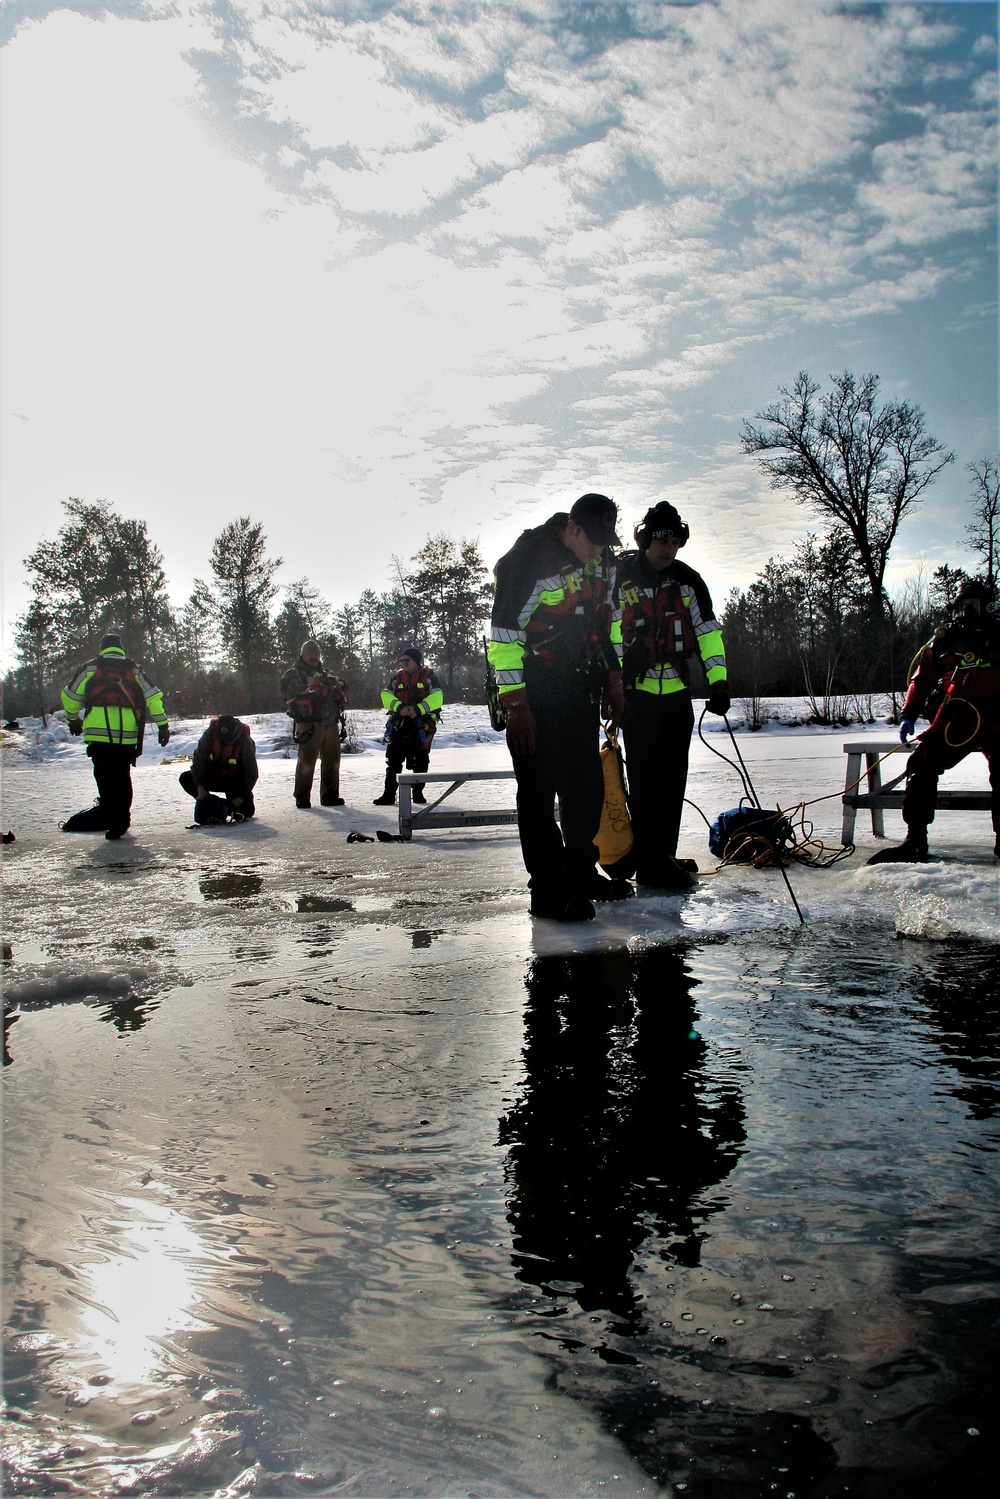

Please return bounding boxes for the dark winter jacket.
[191,719,259,792]
[279,656,347,725]
[488,516,621,695]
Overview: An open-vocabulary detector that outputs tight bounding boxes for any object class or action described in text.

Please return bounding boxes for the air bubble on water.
[681,1312,694,1321]
[731,1293,743,1303]
[734,1317,746,1324]
[758,1303,775,1311]
[782,1274,795,1282]
[428,1407,446,1419]
[967,1428,980,1437]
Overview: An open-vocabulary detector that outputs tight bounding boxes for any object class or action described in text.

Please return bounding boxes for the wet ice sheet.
[4,928,1000,1495]
[3,715,999,1494]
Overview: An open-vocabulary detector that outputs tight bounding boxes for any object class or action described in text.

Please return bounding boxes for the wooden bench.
[397,770,519,841]
[841,740,992,844]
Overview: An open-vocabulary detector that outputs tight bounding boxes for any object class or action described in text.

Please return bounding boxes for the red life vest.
[207,719,249,778]
[84,656,141,711]
[620,580,698,681]
[523,565,613,670]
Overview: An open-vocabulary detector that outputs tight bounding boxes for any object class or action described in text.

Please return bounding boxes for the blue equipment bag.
[709,805,794,864]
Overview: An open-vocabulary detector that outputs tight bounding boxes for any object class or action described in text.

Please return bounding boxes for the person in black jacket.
[179,715,258,824]
[489,493,632,922]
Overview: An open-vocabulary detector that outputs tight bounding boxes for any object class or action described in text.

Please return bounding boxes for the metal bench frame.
[397,770,518,841]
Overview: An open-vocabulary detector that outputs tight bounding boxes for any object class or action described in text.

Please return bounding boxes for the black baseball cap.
[569,493,621,546]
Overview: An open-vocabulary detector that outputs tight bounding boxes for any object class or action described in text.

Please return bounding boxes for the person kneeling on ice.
[868,578,1000,865]
[616,500,730,891]
[280,639,347,809]
[179,715,258,825]
[373,647,443,807]
[61,633,170,841]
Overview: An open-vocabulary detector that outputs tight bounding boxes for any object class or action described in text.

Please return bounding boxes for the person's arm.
[61,662,93,725]
[417,673,444,718]
[488,553,531,697]
[240,734,259,791]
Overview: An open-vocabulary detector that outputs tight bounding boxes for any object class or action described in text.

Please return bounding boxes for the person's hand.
[899,718,915,743]
[158,724,170,746]
[706,690,731,717]
[602,673,625,733]
[68,718,83,736]
[504,692,538,756]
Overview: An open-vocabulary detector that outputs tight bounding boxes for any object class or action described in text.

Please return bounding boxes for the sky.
[1,0,996,655]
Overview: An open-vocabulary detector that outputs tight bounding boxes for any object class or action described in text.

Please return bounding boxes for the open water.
[3,841,1000,1497]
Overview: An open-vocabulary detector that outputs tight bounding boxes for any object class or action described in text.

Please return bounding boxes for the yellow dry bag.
[596,732,634,874]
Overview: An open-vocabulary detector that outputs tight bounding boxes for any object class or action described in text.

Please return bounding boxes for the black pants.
[88,744,137,836]
[179,770,256,823]
[386,722,431,777]
[621,689,695,872]
[510,667,604,898]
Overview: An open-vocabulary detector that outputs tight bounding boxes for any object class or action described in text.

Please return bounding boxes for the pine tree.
[209,518,281,712]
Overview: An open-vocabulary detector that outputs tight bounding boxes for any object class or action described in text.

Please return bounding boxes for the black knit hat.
[401,645,423,667]
[99,633,124,652]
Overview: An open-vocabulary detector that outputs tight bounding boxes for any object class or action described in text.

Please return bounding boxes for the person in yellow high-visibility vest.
[616,502,729,890]
[61,633,170,840]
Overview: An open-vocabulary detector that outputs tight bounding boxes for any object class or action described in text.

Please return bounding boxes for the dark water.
[3,926,999,1496]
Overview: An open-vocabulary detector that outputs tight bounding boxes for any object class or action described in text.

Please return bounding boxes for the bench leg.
[842,752,861,844]
[398,782,412,841]
[866,753,886,838]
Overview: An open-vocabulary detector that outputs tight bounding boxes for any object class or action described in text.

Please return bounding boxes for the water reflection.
[200,872,264,901]
[410,928,445,949]
[499,947,746,1329]
[80,1196,208,1388]
[914,940,1000,1120]
[296,894,354,913]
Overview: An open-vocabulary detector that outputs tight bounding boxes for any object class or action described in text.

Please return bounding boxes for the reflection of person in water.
[498,947,745,1329]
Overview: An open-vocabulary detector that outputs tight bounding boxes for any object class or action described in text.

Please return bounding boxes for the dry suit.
[898,615,1000,840]
[279,655,347,806]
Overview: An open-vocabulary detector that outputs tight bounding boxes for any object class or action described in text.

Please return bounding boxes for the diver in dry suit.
[868,578,1000,864]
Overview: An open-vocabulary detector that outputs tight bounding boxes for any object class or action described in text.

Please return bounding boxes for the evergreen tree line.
[7,370,997,728]
[6,506,494,721]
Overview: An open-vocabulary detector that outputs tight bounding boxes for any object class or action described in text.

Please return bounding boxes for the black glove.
[68,718,83,736]
[706,690,731,717]
[158,724,171,747]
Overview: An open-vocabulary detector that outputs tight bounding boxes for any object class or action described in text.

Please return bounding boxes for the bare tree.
[741,371,954,619]
[966,457,1000,595]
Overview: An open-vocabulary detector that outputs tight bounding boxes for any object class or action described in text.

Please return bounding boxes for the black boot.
[411,784,427,805]
[373,771,397,807]
[866,829,929,865]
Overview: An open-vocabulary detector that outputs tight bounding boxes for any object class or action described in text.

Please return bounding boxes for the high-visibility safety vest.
[614,553,727,697]
[62,647,168,750]
[488,519,622,694]
[381,667,444,722]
